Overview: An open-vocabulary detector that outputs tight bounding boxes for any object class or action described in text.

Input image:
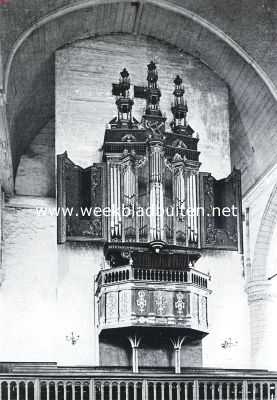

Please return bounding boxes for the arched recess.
[3,0,277,194]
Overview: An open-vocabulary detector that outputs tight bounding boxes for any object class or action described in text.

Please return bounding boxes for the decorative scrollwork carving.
[136,290,147,313]
[106,292,118,321]
[155,291,167,315]
[145,120,165,139]
[175,292,185,315]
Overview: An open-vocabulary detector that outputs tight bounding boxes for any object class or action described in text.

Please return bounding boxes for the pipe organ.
[109,163,122,240]
[149,144,165,242]
[57,62,243,371]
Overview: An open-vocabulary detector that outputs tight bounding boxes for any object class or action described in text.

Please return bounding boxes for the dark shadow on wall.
[229,94,258,194]
[15,119,55,197]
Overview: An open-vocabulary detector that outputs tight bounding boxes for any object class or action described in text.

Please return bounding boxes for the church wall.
[99,338,203,368]
[0,197,57,361]
[198,251,251,369]
[57,243,103,366]
[0,196,103,365]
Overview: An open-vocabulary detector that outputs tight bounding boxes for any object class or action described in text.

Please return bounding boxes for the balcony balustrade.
[0,367,277,400]
[96,266,208,289]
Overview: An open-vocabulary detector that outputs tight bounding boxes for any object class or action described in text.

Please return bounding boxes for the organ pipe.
[186,172,198,244]
[111,164,114,238]
[186,172,191,241]
[123,163,135,207]
[149,145,164,241]
[175,168,186,218]
[110,164,122,238]
[190,173,193,242]
[192,174,198,242]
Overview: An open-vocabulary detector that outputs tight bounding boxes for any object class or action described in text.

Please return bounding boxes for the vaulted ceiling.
[1,0,277,194]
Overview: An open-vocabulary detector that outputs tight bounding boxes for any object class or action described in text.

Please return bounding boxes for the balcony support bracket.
[128,335,142,373]
[170,336,186,374]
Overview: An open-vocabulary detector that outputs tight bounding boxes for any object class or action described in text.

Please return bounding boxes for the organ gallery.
[57,62,243,372]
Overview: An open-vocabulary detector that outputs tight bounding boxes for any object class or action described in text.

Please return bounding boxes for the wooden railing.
[1,369,277,400]
[96,266,209,289]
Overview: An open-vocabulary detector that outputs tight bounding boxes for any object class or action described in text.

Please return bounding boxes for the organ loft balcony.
[95,253,211,339]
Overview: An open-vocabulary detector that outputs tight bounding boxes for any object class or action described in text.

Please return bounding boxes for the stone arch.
[251,183,277,281]
[247,182,277,368]
[2,0,277,195]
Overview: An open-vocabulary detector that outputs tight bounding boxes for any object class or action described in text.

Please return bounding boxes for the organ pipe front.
[149,144,165,242]
[57,62,242,255]
[110,163,122,240]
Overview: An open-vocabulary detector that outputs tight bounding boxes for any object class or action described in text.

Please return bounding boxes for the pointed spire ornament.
[170,75,189,135]
[112,68,134,127]
[134,61,165,120]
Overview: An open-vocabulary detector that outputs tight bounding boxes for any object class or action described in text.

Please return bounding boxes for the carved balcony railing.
[0,366,277,400]
[95,266,210,335]
[96,266,208,289]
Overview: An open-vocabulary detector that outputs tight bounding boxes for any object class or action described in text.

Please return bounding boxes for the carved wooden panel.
[56,152,106,242]
[89,164,106,239]
[199,169,242,251]
[99,286,208,333]
[119,290,132,320]
[174,292,190,317]
[57,152,67,244]
[106,291,118,322]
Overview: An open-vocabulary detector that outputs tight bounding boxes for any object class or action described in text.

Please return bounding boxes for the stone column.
[128,335,141,373]
[171,336,186,374]
[247,279,272,368]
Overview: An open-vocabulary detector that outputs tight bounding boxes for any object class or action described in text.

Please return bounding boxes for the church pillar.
[128,336,141,373]
[247,279,272,368]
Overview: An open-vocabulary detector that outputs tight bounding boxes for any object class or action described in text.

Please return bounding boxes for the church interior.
[1,1,277,399]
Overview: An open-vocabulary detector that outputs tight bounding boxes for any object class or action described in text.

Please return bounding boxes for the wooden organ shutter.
[56,152,106,243]
[199,169,243,251]
[90,163,106,241]
[57,152,67,244]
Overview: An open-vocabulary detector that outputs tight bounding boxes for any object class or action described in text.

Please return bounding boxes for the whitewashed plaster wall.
[0,197,57,361]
